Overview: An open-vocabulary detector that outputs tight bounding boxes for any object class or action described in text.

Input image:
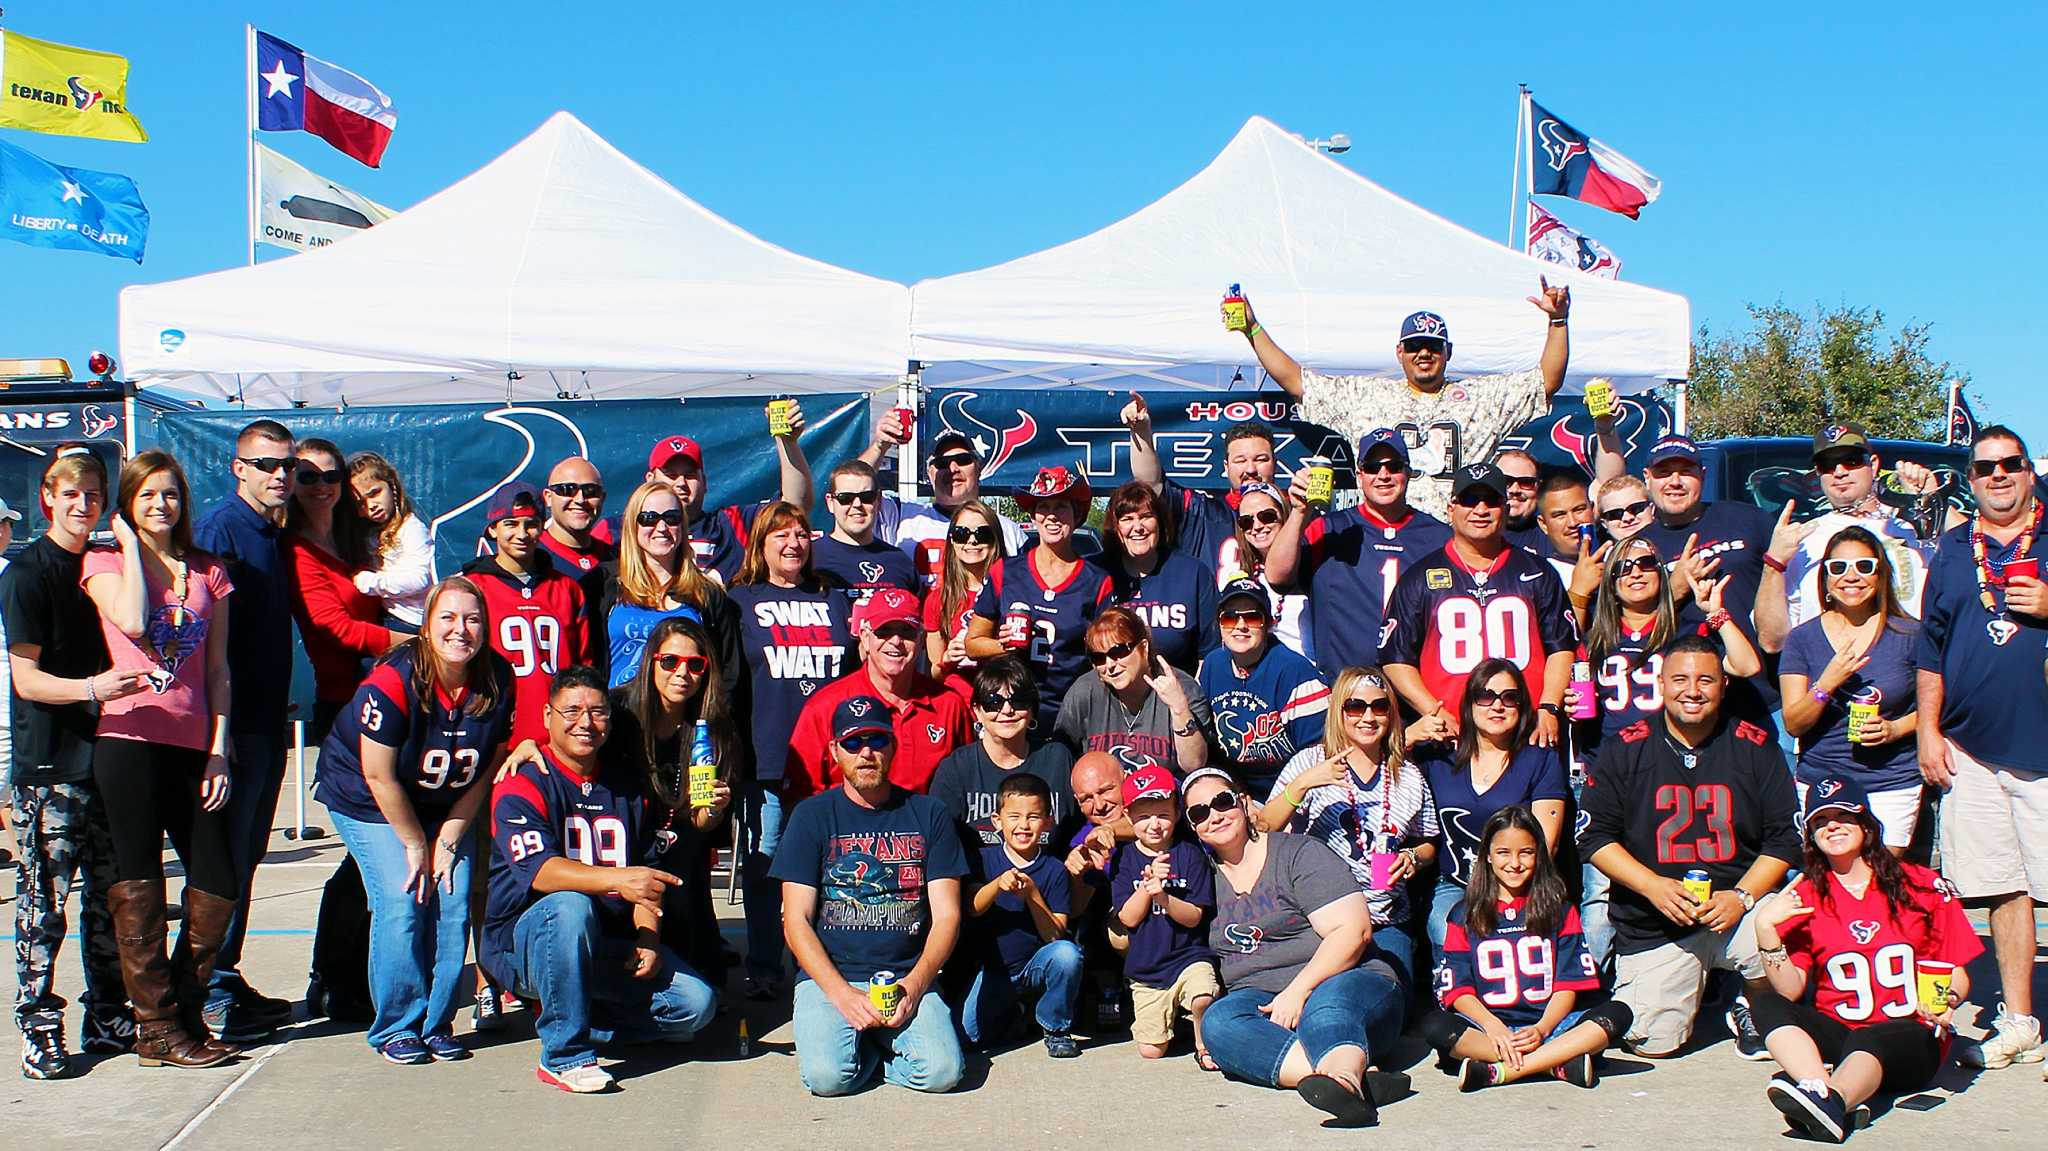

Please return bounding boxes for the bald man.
[1064,751,1134,1031]
[538,456,614,610]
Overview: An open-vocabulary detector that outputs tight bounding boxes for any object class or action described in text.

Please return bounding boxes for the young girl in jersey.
[348,452,435,634]
[1422,805,1631,1091]
[1750,776,1982,1144]
[925,498,1002,693]
[1214,481,1313,663]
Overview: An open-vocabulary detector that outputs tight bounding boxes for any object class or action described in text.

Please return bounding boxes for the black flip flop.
[1297,1073,1379,1128]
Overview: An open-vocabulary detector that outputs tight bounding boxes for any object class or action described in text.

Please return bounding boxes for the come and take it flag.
[1527,98,1660,219]
[1526,201,1620,279]
[254,31,397,167]
[0,137,147,261]
[257,144,393,252]
[0,30,147,142]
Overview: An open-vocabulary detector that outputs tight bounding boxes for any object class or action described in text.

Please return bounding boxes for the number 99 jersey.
[1436,897,1601,1028]
[1378,544,1576,708]
[1780,864,1983,1031]
[311,645,516,824]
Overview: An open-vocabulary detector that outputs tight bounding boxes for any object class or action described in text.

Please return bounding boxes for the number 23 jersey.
[1780,863,1983,1031]
[1378,543,1575,709]
[312,645,516,824]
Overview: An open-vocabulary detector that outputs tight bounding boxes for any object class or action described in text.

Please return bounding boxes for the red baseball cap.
[852,586,923,633]
[648,436,703,472]
[1122,764,1178,807]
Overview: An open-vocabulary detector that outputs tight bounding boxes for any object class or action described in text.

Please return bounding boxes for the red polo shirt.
[782,666,973,801]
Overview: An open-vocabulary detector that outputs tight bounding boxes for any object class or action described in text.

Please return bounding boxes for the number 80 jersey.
[312,645,516,824]
[1378,544,1576,709]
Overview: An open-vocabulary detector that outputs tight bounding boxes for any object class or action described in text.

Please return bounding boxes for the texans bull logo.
[1547,398,1657,473]
[1988,618,2019,647]
[1537,118,1589,171]
[1848,920,1881,945]
[934,391,1037,477]
[1815,778,1844,799]
[859,561,886,585]
[81,405,119,439]
[1222,923,1266,954]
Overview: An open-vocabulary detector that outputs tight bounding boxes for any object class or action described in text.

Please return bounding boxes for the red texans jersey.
[462,556,589,747]
[1782,864,1984,1031]
[1380,543,1576,708]
[1436,898,1600,1029]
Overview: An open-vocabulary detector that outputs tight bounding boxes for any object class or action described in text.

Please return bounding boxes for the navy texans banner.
[1527,97,1662,220]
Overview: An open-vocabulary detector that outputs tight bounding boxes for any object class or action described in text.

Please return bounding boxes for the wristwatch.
[1538,702,1565,719]
[1735,888,1756,911]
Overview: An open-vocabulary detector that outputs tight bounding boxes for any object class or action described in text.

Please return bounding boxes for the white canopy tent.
[119,112,911,408]
[911,116,1690,394]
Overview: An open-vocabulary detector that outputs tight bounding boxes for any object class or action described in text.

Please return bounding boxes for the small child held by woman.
[348,452,434,634]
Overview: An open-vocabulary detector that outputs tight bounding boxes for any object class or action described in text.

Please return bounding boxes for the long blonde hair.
[1322,665,1407,786]
[618,480,715,610]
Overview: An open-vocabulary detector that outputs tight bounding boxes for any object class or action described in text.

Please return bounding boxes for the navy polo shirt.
[193,493,294,736]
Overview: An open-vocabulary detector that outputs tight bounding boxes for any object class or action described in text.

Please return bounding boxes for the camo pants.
[12,782,125,1035]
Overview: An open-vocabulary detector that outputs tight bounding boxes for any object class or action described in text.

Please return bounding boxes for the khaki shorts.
[1612,904,1764,1056]
[1939,739,2048,902]
[1129,961,1222,1047]
[1798,780,1924,849]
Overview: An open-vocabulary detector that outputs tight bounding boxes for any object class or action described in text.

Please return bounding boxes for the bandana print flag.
[1527,98,1661,219]
[253,31,397,167]
[1526,201,1620,279]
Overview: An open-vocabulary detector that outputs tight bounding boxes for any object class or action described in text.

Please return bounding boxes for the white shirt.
[1300,368,1548,521]
[353,513,437,627]
[1215,540,1315,666]
[877,493,1027,590]
[1783,508,1937,629]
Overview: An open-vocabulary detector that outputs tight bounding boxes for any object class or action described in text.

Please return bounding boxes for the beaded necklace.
[1971,499,2041,614]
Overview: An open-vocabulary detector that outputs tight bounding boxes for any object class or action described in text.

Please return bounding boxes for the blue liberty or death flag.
[0,137,148,261]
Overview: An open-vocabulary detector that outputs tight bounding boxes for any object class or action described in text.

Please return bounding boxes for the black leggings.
[1419,999,1634,1055]
[1749,992,1943,1091]
[92,737,239,899]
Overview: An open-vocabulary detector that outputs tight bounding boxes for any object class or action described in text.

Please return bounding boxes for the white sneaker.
[536,1062,615,1093]
[1958,1006,2045,1069]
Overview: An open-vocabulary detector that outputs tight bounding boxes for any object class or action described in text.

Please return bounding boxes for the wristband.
[1762,553,1788,573]
[1810,685,1832,704]
[1702,609,1732,633]
[1247,322,1264,339]
[1549,317,1569,327]
[86,674,98,704]
[1538,702,1565,719]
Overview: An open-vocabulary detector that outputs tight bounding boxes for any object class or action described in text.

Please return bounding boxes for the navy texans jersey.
[1299,505,1451,678]
[973,552,1114,730]
[481,752,653,990]
[1109,549,1217,673]
[811,536,919,608]
[1379,543,1575,710]
[1436,898,1600,1029]
[312,645,515,825]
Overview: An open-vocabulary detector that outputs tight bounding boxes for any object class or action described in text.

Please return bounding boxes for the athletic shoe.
[1957,1005,2044,1069]
[232,985,296,1026]
[743,975,781,1002]
[379,1036,432,1066]
[204,1002,278,1046]
[80,1009,136,1055]
[1727,996,1770,1061]
[1457,1057,1499,1092]
[537,1062,615,1094]
[20,1026,70,1080]
[1296,1072,1378,1127]
[473,987,505,1033]
[424,1034,470,1062]
[1554,1052,1598,1088]
[1043,1032,1080,1059]
[1766,1073,1847,1143]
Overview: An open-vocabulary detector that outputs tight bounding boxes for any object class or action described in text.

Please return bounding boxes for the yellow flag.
[0,30,147,142]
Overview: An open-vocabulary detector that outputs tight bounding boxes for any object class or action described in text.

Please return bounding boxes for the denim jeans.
[330,810,473,1048]
[740,782,787,982]
[1579,861,1613,968]
[791,978,964,1096]
[1203,965,1405,1089]
[1426,876,1466,956]
[1369,921,1418,989]
[509,890,717,1073]
[960,938,1084,1044]
[207,724,285,1011]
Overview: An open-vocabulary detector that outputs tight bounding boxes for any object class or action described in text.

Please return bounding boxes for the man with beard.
[861,419,1026,588]
[1123,392,1283,574]
[1495,449,1548,553]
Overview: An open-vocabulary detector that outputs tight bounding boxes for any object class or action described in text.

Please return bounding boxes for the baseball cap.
[0,497,20,524]
[484,481,542,526]
[1647,434,1701,467]
[1812,422,1871,460]
[1356,427,1411,465]
[648,435,703,472]
[1801,775,1871,830]
[1450,462,1507,501]
[830,695,894,743]
[852,586,923,634]
[1122,764,1178,807]
[1399,311,1452,345]
[926,429,978,463]
[1015,464,1091,512]
[1217,576,1271,618]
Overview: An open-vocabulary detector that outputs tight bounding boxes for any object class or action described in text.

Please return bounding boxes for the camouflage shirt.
[1300,368,1548,520]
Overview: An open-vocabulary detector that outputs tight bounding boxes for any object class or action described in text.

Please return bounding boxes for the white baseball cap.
[0,497,20,524]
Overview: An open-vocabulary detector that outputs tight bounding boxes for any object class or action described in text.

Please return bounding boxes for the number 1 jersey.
[1378,543,1575,708]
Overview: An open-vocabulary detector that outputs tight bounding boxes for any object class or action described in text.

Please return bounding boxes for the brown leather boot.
[108,880,231,1068]
[172,887,246,1061]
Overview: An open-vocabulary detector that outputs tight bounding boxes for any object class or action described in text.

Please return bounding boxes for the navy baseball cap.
[1802,775,1871,829]
[484,481,543,526]
[926,429,978,463]
[1647,435,1702,467]
[1217,576,1271,619]
[1357,427,1411,465]
[1450,462,1507,501]
[1399,311,1451,345]
[831,695,894,744]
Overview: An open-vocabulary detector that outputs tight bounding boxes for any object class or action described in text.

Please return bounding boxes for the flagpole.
[245,24,258,266]
[1945,378,1961,446]
[1506,85,1527,249]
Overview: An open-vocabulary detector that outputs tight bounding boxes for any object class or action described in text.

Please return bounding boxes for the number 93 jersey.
[1780,864,1983,1031]
[312,645,516,824]
[1379,543,1576,708]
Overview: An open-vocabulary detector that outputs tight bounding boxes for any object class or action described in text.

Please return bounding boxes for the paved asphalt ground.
[3,787,2045,1151]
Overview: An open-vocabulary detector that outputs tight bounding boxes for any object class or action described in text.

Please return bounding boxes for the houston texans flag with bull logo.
[0,30,147,142]
[1525,95,1661,219]
[253,30,398,167]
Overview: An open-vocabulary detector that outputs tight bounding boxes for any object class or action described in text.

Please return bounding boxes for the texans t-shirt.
[1780,618,1922,790]
[728,581,854,782]
[314,646,515,824]
[1108,549,1218,672]
[1107,839,1217,987]
[1916,523,2048,771]
[1210,832,1368,995]
[1418,745,1568,888]
[972,843,1073,977]
[811,536,919,608]
[1198,643,1329,792]
[1380,543,1576,711]
[925,741,1077,850]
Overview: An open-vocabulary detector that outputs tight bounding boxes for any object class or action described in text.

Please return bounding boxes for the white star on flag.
[60,180,87,204]
[262,61,299,99]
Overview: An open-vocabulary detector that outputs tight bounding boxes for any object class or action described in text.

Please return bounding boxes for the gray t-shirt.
[1209,832,1364,995]
[1053,666,1212,775]
[1300,368,1547,521]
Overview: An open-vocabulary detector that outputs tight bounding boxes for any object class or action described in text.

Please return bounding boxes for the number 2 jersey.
[462,555,589,748]
[1578,716,1800,954]
[1379,543,1575,709]
[1780,863,1983,1032]
[1436,897,1601,1028]
[312,644,516,825]
[972,551,1114,731]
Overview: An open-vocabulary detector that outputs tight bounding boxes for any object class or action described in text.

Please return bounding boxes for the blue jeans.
[331,809,473,1048]
[1203,965,1405,1088]
[207,725,285,1011]
[791,978,964,1096]
[1370,921,1418,989]
[960,938,1083,1044]
[508,890,717,1073]
[1426,877,1465,954]
[1579,861,1613,968]
[740,782,787,982]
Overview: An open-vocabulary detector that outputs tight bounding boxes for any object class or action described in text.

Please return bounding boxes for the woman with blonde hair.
[593,480,741,704]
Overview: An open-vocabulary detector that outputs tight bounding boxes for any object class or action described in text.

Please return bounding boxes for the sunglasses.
[1357,457,1406,476]
[1088,641,1140,666]
[1399,338,1446,356]
[1217,607,1267,625]
[1971,454,2030,479]
[948,524,997,545]
[637,508,685,528]
[237,455,294,474]
[1500,474,1539,488]
[1341,697,1392,717]
[830,489,880,506]
[1814,450,1871,473]
[1615,555,1662,577]
[1236,508,1282,530]
[1472,687,1525,709]
[837,732,894,754]
[1454,491,1504,509]
[930,452,978,471]
[654,652,708,675]
[1185,789,1242,825]
[546,481,605,500]
[873,622,921,642]
[1823,557,1880,578]
[296,466,343,485]
[1600,499,1652,523]
[974,689,1029,714]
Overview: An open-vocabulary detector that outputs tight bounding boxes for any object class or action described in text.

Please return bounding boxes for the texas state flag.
[254,31,397,168]
[1527,99,1660,220]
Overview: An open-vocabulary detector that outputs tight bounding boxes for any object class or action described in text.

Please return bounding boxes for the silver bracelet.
[85,674,98,704]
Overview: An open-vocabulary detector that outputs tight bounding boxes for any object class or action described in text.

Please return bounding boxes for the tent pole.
[1507,85,1527,250]
[898,362,921,503]
[245,24,258,266]
[1674,378,1690,435]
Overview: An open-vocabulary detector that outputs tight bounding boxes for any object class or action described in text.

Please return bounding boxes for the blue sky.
[6,4,2045,443]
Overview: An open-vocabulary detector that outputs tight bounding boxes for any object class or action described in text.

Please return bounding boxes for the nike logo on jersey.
[504,816,529,825]
[1519,571,1546,582]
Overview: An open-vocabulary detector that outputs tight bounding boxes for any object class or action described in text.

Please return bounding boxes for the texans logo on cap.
[1464,464,1489,479]
[848,698,873,717]
[1848,920,1880,945]
[1823,425,1849,443]
[669,438,687,452]
[1816,778,1843,798]
[1407,313,1448,338]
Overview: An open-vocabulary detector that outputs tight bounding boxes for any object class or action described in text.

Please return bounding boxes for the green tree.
[1684,303,1969,442]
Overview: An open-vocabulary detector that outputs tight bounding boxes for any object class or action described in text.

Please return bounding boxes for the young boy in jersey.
[811,460,917,607]
[1424,805,1630,1090]
[963,774,1084,1057]
[462,482,589,747]
[1106,764,1219,1065]
[484,666,716,1094]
